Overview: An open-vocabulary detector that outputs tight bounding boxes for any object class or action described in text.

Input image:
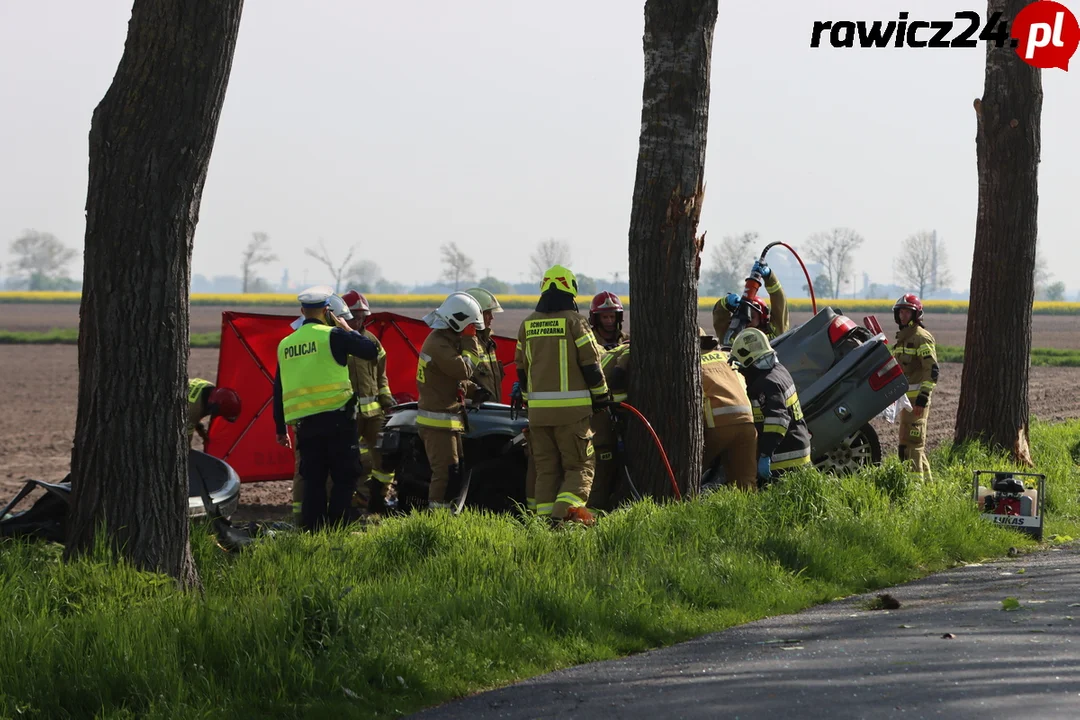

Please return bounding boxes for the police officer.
[463,287,505,401]
[513,265,609,525]
[892,294,939,480]
[273,285,380,531]
[729,328,811,486]
[712,260,789,341]
[186,378,241,447]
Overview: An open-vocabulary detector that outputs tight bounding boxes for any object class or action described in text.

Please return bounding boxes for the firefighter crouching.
[712,260,789,341]
[339,289,397,513]
[892,294,938,481]
[513,265,610,526]
[699,329,758,491]
[186,378,241,448]
[588,341,630,512]
[729,328,811,486]
[463,287,505,401]
[417,292,488,509]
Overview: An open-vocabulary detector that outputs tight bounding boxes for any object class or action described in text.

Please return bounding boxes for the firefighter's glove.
[757,456,772,481]
[472,386,494,406]
[751,260,771,279]
[510,383,525,413]
[378,394,396,411]
[724,293,741,312]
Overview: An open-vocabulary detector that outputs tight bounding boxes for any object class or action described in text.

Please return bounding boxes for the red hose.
[763,241,817,314]
[616,401,681,500]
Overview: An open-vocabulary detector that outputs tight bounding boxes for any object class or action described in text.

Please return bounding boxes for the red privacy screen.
[204,311,519,483]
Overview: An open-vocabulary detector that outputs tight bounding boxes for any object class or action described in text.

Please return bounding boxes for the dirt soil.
[7,303,1080,349]
[3,346,1079,522]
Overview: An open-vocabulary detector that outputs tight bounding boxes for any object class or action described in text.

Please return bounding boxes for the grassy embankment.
[4,327,1080,368]
[2,421,1079,719]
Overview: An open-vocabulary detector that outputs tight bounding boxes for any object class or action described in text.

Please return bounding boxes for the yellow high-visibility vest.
[277,323,352,425]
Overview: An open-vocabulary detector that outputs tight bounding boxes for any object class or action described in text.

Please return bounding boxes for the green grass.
[7,329,1080,367]
[0,329,221,347]
[2,420,1079,719]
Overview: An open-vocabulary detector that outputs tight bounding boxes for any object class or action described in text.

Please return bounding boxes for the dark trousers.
[296,412,362,531]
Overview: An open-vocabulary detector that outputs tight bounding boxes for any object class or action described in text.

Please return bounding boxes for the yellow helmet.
[540,265,578,295]
[729,327,775,367]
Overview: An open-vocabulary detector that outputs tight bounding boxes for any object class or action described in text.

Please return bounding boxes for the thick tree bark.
[626,0,717,498]
[66,0,245,586]
[954,0,1041,464]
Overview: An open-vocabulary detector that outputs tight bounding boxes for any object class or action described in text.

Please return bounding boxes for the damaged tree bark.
[65,0,245,587]
[626,0,717,498]
[954,0,1041,465]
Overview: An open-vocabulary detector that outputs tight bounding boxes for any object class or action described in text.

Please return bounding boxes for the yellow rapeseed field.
[3,291,1079,315]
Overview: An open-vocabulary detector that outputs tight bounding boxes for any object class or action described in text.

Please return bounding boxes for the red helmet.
[207,387,242,422]
[341,289,370,314]
[745,296,770,326]
[893,294,923,325]
[589,291,624,325]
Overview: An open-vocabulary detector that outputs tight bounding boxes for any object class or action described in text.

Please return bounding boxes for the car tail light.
[828,316,858,344]
[869,356,904,391]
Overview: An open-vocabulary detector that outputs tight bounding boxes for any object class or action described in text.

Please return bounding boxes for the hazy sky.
[1,0,1077,294]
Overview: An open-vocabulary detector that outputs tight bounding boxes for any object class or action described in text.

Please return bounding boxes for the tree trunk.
[66,0,245,587]
[954,0,1041,465]
[626,0,717,498]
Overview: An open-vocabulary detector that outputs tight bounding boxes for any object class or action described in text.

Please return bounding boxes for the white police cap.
[297,284,335,309]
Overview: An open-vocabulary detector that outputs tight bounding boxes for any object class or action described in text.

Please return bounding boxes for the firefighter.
[729,328,811,486]
[589,291,630,350]
[417,292,488,509]
[463,287,505,401]
[272,285,380,531]
[588,341,631,512]
[338,289,397,513]
[892,294,938,480]
[186,379,241,448]
[698,329,758,491]
[712,260,789,342]
[513,265,610,526]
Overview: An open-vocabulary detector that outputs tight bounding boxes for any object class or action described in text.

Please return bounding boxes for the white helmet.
[424,292,484,332]
[327,294,353,320]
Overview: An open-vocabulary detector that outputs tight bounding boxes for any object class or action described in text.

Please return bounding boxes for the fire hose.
[723,241,818,347]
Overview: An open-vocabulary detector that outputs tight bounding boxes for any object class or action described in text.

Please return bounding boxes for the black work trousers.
[296,409,363,531]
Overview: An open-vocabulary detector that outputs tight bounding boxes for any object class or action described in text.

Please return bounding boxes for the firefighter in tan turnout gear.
[513,265,610,525]
[699,329,758,491]
[892,294,938,480]
[712,260,789,341]
[463,287,505,401]
[729,328,812,487]
[587,341,630,512]
[340,290,397,513]
[417,292,488,509]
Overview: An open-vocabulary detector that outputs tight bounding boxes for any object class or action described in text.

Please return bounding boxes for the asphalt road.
[410,544,1080,719]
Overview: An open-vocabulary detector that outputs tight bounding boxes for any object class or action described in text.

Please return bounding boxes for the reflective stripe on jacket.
[277,324,353,425]
[893,322,938,405]
[515,310,607,426]
[744,361,812,470]
[348,329,391,417]
[701,350,754,428]
[417,327,474,432]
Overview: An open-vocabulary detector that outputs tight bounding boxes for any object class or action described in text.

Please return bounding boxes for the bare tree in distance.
[529,238,572,278]
[894,230,953,298]
[955,0,1041,465]
[67,0,245,589]
[346,259,382,292]
[625,0,718,499]
[703,231,757,295]
[804,228,865,299]
[1033,238,1052,297]
[240,232,277,293]
[440,242,475,290]
[10,230,78,289]
[304,240,356,293]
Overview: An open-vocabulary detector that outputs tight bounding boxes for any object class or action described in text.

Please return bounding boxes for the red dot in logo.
[1010,0,1080,71]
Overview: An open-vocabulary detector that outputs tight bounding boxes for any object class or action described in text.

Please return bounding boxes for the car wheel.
[813,423,882,476]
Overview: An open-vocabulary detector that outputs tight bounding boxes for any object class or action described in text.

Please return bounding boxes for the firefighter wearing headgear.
[186,379,241,447]
[698,329,758,491]
[514,265,610,525]
[892,294,938,480]
[712,260,789,341]
[463,287,505,401]
[587,341,631,511]
[417,292,487,508]
[729,328,811,486]
[589,291,629,350]
[339,289,397,512]
[273,285,380,531]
